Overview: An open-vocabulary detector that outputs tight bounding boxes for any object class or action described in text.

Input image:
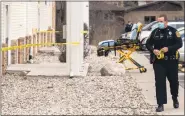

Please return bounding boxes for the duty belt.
[163,55,178,60]
[160,51,179,60]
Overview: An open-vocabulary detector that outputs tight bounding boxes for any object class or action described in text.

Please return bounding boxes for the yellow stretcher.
[97,22,147,73]
[116,45,147,73]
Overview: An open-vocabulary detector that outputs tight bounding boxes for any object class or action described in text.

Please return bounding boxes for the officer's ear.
[164,21,168,26]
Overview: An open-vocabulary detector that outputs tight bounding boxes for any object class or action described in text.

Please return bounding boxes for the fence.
[1,28,55,75]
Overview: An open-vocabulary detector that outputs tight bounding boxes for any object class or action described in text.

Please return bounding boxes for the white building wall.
[27,2,39,35]
[47,2,53,29]
[1,1,53,65]
[9,2,27,41]
[83,2,89,26]
[1,2,53,43]
[39,2,52,30]
[1,2,6,43]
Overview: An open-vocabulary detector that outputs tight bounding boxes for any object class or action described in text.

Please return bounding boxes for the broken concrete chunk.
[20,71,29,76]
[100,61,125,76]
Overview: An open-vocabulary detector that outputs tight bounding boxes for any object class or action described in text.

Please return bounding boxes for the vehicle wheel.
[97,49,104,56]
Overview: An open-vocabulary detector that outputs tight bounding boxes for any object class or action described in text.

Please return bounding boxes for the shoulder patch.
[176,31,181,38]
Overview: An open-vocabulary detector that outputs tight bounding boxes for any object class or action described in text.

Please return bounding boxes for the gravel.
[1,46,157,115]
[32,53,61,64]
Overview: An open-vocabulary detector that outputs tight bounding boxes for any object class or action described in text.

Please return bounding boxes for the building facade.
[89,1,125,45]
[1,2,53,43]
[124,1,184,25]
[1,2,54,65]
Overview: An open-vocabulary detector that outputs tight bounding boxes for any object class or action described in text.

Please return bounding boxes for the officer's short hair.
[159,14,168,21]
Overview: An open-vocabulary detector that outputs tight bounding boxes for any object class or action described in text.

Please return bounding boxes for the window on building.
[144,16,156,24]
[104,13,114,21]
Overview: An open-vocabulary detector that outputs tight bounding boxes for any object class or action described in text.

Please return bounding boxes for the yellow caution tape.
[1,42,80,52]
[157,54,164,59]
[156,50,180,60]
[156,50,164,59]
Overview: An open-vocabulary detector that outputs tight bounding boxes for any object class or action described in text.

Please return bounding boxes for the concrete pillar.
[83,2,89,59]
[66,2,84,77]
[83,2,89,27]
[80,2,84,64]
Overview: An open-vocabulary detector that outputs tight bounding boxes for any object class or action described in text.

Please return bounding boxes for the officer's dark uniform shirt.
[146,26,182,57]
[125,23,133,32]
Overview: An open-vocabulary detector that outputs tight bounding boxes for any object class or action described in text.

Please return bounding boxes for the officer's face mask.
[158,22,165,29]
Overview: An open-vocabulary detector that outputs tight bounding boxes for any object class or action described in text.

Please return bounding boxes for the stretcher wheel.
[139,69,143,73]
[139,67,147,73]
[143,68,147,72]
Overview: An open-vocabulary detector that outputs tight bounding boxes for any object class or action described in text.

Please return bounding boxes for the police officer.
[146,14,182,112]
[125,21,133,32]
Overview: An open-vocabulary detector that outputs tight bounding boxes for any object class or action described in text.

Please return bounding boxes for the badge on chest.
[167,31,173,39]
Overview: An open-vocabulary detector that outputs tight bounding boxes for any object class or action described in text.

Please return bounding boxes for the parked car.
[140,21,184,43]
[177,27,184,32]
[121,21,158,39]
[97,40,115,48]
[137,21,184,50]
[97,40,115,56]
[141,21,158,31]
[96,38,138,56]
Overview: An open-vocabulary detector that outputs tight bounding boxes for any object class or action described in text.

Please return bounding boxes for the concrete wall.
[89,11,123,46]
[124,11,184,25]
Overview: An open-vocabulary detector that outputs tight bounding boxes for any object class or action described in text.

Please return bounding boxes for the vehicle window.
[176,24,184,29]
[101,42,108,47]
[142,21,157,31]
[109,41,115,46]
[168,24,184,29]
[151,23,159,30]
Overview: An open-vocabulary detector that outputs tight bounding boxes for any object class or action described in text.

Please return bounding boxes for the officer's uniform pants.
[153,60,179,105]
